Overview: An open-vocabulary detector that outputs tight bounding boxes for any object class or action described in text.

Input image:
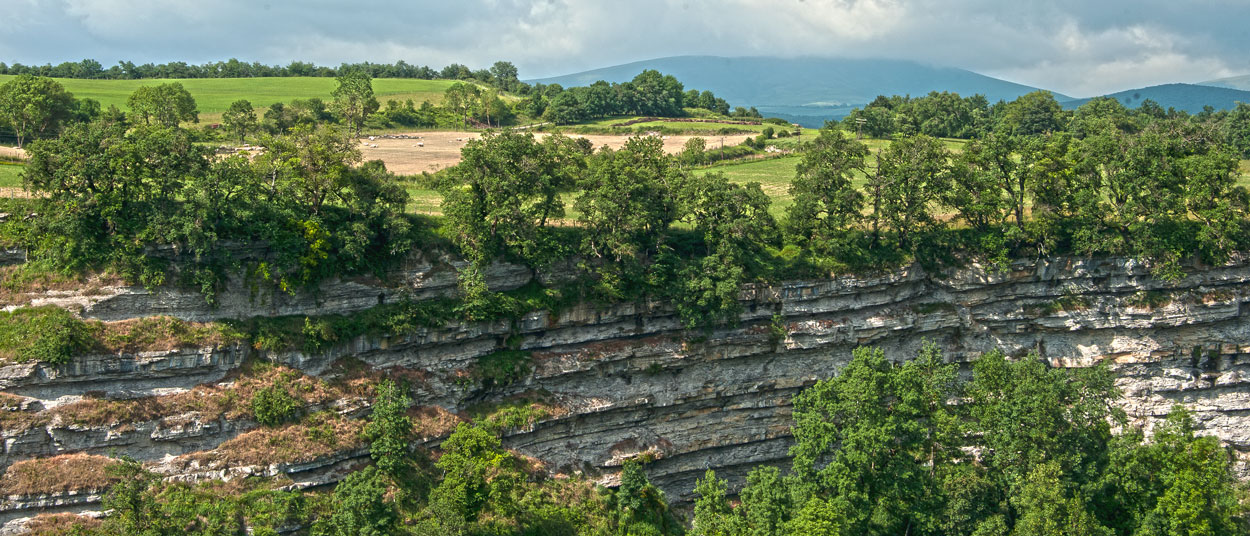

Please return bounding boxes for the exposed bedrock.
[4,255,1250,525]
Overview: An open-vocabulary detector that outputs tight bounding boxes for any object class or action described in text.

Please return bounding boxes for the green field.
[0,75,462,122]
[0,163,23,188]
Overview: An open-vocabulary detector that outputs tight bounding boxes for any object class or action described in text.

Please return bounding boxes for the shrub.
[0,306,96,364]
[474,350,533,387]
[250,384,303,426]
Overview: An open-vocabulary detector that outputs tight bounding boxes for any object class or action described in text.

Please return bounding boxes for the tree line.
[8,75,1250,327]
[841,88,1250,159]
[0,58,526,86]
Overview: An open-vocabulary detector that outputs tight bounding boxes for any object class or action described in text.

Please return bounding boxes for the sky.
[3,0,1249,97]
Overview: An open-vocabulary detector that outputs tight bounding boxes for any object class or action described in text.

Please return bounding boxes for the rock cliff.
[4,255,1250,531]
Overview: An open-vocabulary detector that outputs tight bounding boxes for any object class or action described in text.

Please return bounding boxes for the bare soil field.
[358,131,755,175]
[0,146,27,160]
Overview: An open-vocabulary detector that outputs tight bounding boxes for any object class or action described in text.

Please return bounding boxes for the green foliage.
[475,349,533,388]
[221,98,258,143]
[577,135,683,300]
[250,384,303,426]
[0,74,75,147]
[0,306,96,365]
[612,460,684,535]
[331,70,376,136]
[786,126,867,246]
[126,82,198,127]
[313,466,399,536]
[709,343,1250,536]
[439,130,585,268]
[364,379,414,477]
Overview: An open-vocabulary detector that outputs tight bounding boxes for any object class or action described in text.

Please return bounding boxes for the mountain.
[528,56,1068,126]
[1061,83,1250,113]
[1201,74,1250,92]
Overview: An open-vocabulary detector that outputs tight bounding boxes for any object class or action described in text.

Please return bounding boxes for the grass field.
[0,75,462,122]
[0,163,23,188]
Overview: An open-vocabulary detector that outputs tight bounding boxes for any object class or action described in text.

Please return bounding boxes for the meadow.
[0,163,22,189]
[0,75,460,122]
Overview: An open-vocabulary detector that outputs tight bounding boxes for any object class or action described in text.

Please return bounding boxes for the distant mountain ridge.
[1202,74,1250,92]
[1061,83,1250,114]
[529,56,1068,125]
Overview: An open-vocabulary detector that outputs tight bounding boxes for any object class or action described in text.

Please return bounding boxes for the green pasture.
[0,163,23,188]
[0,75,461,122]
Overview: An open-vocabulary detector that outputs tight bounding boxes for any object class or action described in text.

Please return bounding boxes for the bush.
[0,306,96,365]
[250,385,303,426]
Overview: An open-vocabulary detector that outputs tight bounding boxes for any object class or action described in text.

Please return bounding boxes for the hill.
[529,56,1068,126]
[1201,74,1250,92]
[0,75,460,120]
[1061,83,1250,113]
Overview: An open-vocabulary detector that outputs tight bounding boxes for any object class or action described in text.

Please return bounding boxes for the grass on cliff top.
[0,306,246,365]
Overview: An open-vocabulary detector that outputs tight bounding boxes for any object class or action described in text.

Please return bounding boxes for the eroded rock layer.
[4,255,1250,530]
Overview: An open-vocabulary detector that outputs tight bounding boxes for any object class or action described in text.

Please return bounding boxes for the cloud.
[1,0,1248,96]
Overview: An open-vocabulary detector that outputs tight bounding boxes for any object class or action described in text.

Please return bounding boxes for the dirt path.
[358,131,755,175]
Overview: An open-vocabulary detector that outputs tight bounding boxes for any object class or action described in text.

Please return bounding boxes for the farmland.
[0,75,461,122]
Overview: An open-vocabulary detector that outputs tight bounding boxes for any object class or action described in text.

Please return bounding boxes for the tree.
[221,99,258,143]
[691,470,739,536]
[439,131,584,267]
[612,460,681,535]
[313,466,400,536]
[945,132,1016,231]
[126,82,198,127]
[869,134,950,246]
[738,466,793,536]
[102,457,163,535]
[679,136,708,168]
[576,135,684,299]
[786,126,868,244]
[364,379,414,477]
[256,124,360,217]
[332,70,375,135]
[676,171,776,327]
[444,82,481,128]
[489,60,520,91]
[789,343,959,535]
[1000,90,1065,136]
[429,423,522,526]
[0,74,75,147]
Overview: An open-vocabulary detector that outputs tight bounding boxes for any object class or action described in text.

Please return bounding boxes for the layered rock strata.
[4,255,1250,531]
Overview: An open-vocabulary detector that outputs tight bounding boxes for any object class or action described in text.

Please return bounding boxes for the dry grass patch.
[409,405,465,438]
[25,513,102,536]
[0,454,117,496]
[177,412,365,469]
[0,263,124,307]
[97,316,244,354]
[45,365,363,432]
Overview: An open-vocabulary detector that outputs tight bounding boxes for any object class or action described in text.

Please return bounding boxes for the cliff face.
[4,255,1250,530]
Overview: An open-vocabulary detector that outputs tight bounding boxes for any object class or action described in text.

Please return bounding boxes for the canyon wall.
[4,255,1250,531]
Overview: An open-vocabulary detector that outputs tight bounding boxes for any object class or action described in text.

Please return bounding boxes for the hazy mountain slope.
[1062,83,1250,113]
[1202,74,1250,92]
[529,56,1067,124]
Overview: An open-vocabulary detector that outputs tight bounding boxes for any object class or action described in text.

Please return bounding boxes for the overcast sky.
[3,0,1249,97]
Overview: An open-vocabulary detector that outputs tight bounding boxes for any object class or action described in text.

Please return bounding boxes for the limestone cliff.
[3,255,1250,531]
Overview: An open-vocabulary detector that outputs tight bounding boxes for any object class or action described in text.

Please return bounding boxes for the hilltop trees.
[0,74,75,147]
